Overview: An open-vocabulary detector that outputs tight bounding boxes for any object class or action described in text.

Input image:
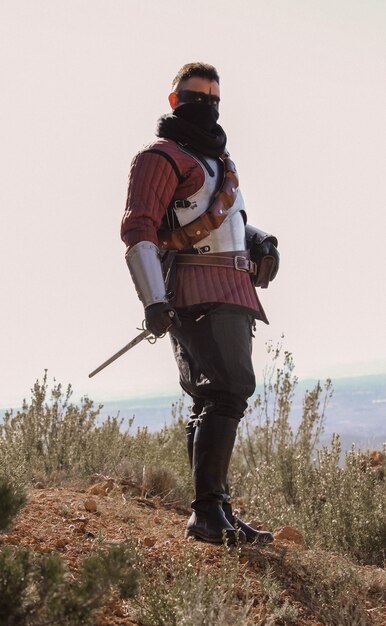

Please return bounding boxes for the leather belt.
[175,252,258,275]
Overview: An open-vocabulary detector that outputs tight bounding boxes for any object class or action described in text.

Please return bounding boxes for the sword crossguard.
[136,320,158,344]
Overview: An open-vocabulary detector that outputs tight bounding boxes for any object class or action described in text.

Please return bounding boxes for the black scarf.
[156,113,227,158]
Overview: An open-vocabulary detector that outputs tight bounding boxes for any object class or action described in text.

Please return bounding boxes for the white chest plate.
[173,151,247,254]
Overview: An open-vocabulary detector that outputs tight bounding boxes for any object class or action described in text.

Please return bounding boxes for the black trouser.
[169,304,256,421]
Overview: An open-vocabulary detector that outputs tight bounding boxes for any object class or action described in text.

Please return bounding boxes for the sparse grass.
[1,347,385,571]
[133,543,253,626]
[255,564,299,625]
[265,546,386,626]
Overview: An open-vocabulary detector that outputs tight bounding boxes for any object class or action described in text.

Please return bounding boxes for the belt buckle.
[234,255,248,272]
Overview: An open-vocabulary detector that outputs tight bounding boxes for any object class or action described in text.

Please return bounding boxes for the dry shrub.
[0,372,192,505]
[1,357,385,566]
[133,544,252,626]
[230,345,386,566]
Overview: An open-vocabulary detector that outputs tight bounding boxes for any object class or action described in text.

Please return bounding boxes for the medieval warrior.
[121,63,279,545]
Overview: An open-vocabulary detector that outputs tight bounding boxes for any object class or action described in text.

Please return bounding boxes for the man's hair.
[172,63,220,91]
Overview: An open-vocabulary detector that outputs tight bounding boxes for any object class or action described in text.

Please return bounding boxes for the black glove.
[145,302,181,337]
[251,239,280,281]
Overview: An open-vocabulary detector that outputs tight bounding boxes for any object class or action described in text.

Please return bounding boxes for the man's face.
[169,77,220,111]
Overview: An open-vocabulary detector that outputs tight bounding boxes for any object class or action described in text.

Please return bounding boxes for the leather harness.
[157,152,239,251]
[156,149,276,288]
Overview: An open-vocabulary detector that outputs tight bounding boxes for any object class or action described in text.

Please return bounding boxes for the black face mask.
[174,103,220,132]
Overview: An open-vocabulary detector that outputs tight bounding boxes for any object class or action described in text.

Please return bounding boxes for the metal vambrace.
[125,241,167,308]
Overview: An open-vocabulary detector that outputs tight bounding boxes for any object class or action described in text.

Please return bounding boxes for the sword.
[88,326,154,378]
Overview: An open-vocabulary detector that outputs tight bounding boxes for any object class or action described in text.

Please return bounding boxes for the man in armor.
[121,63,279,545]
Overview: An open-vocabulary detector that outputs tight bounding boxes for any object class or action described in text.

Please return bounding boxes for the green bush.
[0,543,139,625]
[0,478,26,533]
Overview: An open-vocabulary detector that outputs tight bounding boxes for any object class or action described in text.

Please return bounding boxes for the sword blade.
[88,328,152,378]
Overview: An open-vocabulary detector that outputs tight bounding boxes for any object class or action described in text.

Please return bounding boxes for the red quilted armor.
[121,138,268,323]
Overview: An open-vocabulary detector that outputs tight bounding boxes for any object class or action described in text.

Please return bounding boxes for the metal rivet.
[163,241,167,245]
[219,209,223,214]
[232,187,236,192]
[196,230,201,235]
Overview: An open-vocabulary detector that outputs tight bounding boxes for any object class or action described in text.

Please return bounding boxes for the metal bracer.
[125,241,167,308]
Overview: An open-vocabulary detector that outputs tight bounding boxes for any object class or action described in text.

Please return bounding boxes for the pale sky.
[1,0,386,407]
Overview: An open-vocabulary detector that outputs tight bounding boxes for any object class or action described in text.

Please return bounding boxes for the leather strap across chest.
[157,153,239,251]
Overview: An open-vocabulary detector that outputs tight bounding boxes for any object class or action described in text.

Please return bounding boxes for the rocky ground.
[1,482,385,625]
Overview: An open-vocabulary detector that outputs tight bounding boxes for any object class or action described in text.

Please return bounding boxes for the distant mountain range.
[97,372,386,451]
[2,373,385,451]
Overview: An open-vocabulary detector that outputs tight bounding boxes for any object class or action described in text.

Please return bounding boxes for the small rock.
[154,516,162,524]
[144,536,156,547]
[55,538,68,549]
[84,498,98,512]
[274,526,304,545]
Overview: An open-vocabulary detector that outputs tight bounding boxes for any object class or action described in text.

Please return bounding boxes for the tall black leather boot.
[186,420,273,544]
[186,415,246,545]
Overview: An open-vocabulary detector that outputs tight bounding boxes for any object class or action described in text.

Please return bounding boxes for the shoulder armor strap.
[143,148,185,184]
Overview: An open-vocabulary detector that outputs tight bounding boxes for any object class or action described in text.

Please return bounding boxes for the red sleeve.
[120,151,179,249]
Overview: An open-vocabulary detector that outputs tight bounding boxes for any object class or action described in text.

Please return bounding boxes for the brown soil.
[1,485,385,625]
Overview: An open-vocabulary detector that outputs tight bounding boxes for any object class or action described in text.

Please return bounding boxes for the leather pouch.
[255,255,276,288]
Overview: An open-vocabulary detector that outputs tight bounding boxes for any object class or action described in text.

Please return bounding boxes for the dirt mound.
[1,486,385,625]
